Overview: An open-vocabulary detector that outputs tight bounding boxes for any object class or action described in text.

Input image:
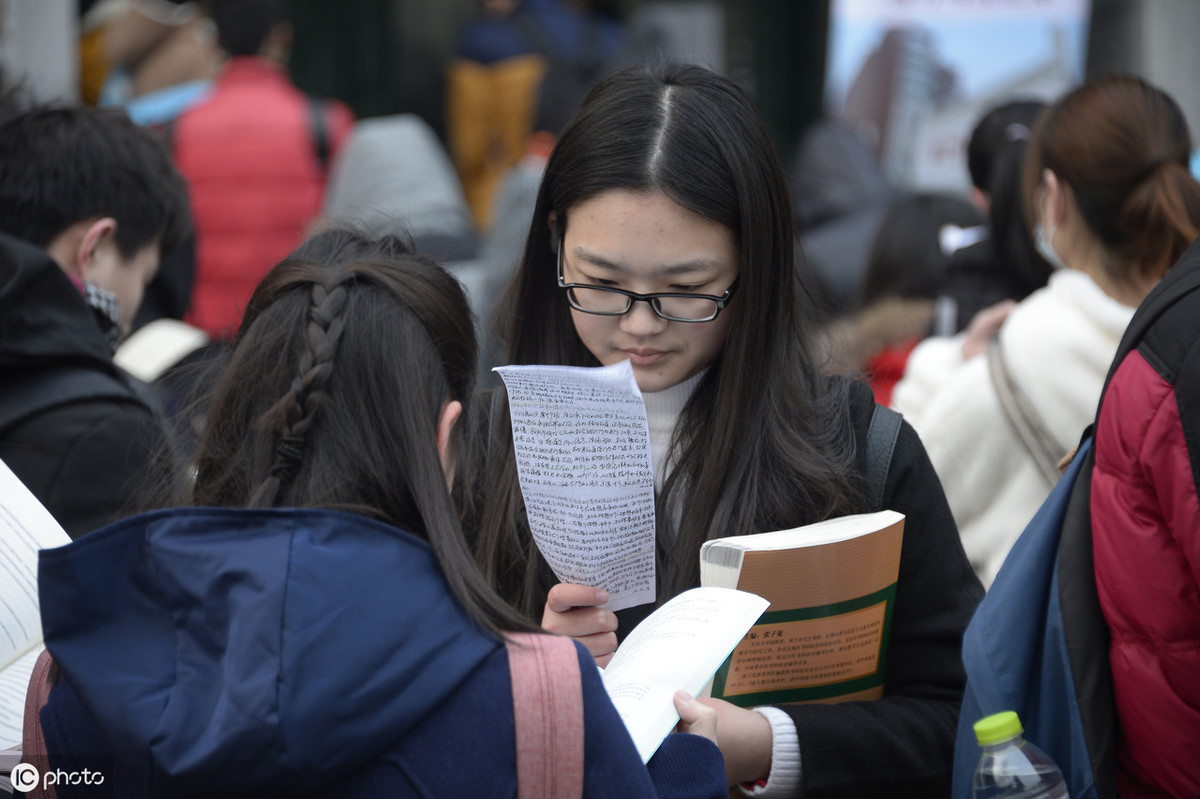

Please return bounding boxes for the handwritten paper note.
[495,361,656,611]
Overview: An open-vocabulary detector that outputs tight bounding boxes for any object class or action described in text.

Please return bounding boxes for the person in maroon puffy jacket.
[1092,236,1200,799]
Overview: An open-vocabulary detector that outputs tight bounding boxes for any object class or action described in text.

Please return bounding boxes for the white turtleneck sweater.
[642,369,705,491]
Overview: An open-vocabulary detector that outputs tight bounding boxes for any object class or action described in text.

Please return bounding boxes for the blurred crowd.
[2,1,1200,797]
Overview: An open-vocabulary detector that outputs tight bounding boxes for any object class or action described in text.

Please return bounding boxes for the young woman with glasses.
[470,63,985,797]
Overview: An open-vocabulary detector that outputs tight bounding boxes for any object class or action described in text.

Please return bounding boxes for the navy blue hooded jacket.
[36,507,724,797]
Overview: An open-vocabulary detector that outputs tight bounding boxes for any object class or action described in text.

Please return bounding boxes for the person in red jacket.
[1092,234,1200,798]
[173,0,353,340]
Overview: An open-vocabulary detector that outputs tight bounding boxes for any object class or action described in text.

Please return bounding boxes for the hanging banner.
[825,0,1093,191]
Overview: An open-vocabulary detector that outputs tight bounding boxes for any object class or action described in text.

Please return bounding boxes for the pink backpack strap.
[21,648,58,799]
[506,632,584,799]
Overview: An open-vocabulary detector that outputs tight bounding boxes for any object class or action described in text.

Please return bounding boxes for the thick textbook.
[699,509,905,707]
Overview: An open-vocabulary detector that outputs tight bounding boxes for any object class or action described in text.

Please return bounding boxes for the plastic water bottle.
[971,711,1069,799]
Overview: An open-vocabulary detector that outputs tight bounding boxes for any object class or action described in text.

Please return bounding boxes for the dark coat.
[38,508,726,798]
[475,376,985,798]
[768,381,984,798]
[0,232,167,539]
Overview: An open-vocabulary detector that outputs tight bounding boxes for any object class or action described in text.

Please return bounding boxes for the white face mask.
[1033,220,1070,272]
[1033,178,1070,272]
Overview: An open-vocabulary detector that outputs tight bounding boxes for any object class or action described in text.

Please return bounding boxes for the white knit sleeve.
[738,706,802,798]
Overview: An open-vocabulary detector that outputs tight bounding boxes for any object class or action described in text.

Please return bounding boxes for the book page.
[0,459,71,749]
[0,460,69,667]
[495,361,656,612]
[601,586,769,762]
[0,647,43,750]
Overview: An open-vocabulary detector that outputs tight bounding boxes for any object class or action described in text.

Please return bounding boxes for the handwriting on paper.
[495,361,656,611]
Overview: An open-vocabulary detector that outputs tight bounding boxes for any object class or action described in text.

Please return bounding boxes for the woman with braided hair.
[32,227,727,798]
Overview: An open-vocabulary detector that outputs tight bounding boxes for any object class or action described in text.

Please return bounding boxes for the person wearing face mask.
[892,74,1200,587]
[0,104,191,539]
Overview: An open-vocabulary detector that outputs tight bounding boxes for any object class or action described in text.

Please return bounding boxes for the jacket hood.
[0,231,114,368]
[38,507,501,796]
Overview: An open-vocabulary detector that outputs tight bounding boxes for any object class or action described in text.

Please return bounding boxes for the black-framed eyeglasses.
[556,238,739,323]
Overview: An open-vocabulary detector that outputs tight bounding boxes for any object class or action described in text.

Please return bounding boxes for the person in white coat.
[892,73,1200,587]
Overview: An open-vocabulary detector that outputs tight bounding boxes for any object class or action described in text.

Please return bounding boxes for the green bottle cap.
[974,711,1023,745]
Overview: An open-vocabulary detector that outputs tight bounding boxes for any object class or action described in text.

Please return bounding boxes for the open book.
[700,510,905,706]
[601,586,768,762]
[0,459,71,752]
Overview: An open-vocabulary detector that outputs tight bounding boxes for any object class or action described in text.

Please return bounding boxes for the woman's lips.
[623,348,666,366]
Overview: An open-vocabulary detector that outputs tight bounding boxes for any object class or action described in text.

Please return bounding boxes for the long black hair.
[475,63,866,617]
[191,227,536,636]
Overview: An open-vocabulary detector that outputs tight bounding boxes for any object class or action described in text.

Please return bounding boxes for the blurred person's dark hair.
[936,114,1054,333]
[208,0,287,57]
[0,105,191,259]
[827,193,982,403]
[967,100,1044,195]
[985,135,1052,298]
[1024,73,1200,285]
[858,193,983,309]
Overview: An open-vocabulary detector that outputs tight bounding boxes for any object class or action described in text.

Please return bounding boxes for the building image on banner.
[826,0,1092,192]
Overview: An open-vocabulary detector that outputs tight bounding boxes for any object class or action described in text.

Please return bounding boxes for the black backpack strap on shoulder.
[865,404,902,511]
[308,95,331,174]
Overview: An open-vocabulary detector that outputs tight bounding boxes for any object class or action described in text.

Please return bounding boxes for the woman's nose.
[620,298,670,336]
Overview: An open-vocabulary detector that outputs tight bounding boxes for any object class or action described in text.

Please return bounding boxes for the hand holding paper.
[542,583,619,666]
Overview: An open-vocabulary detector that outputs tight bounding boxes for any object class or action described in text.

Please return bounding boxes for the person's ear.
[1040,168,1066,228]
[436,399,463,486]
[74,217,118,281]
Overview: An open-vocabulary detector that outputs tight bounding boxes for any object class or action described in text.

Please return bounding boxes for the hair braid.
[249,280,350,507]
